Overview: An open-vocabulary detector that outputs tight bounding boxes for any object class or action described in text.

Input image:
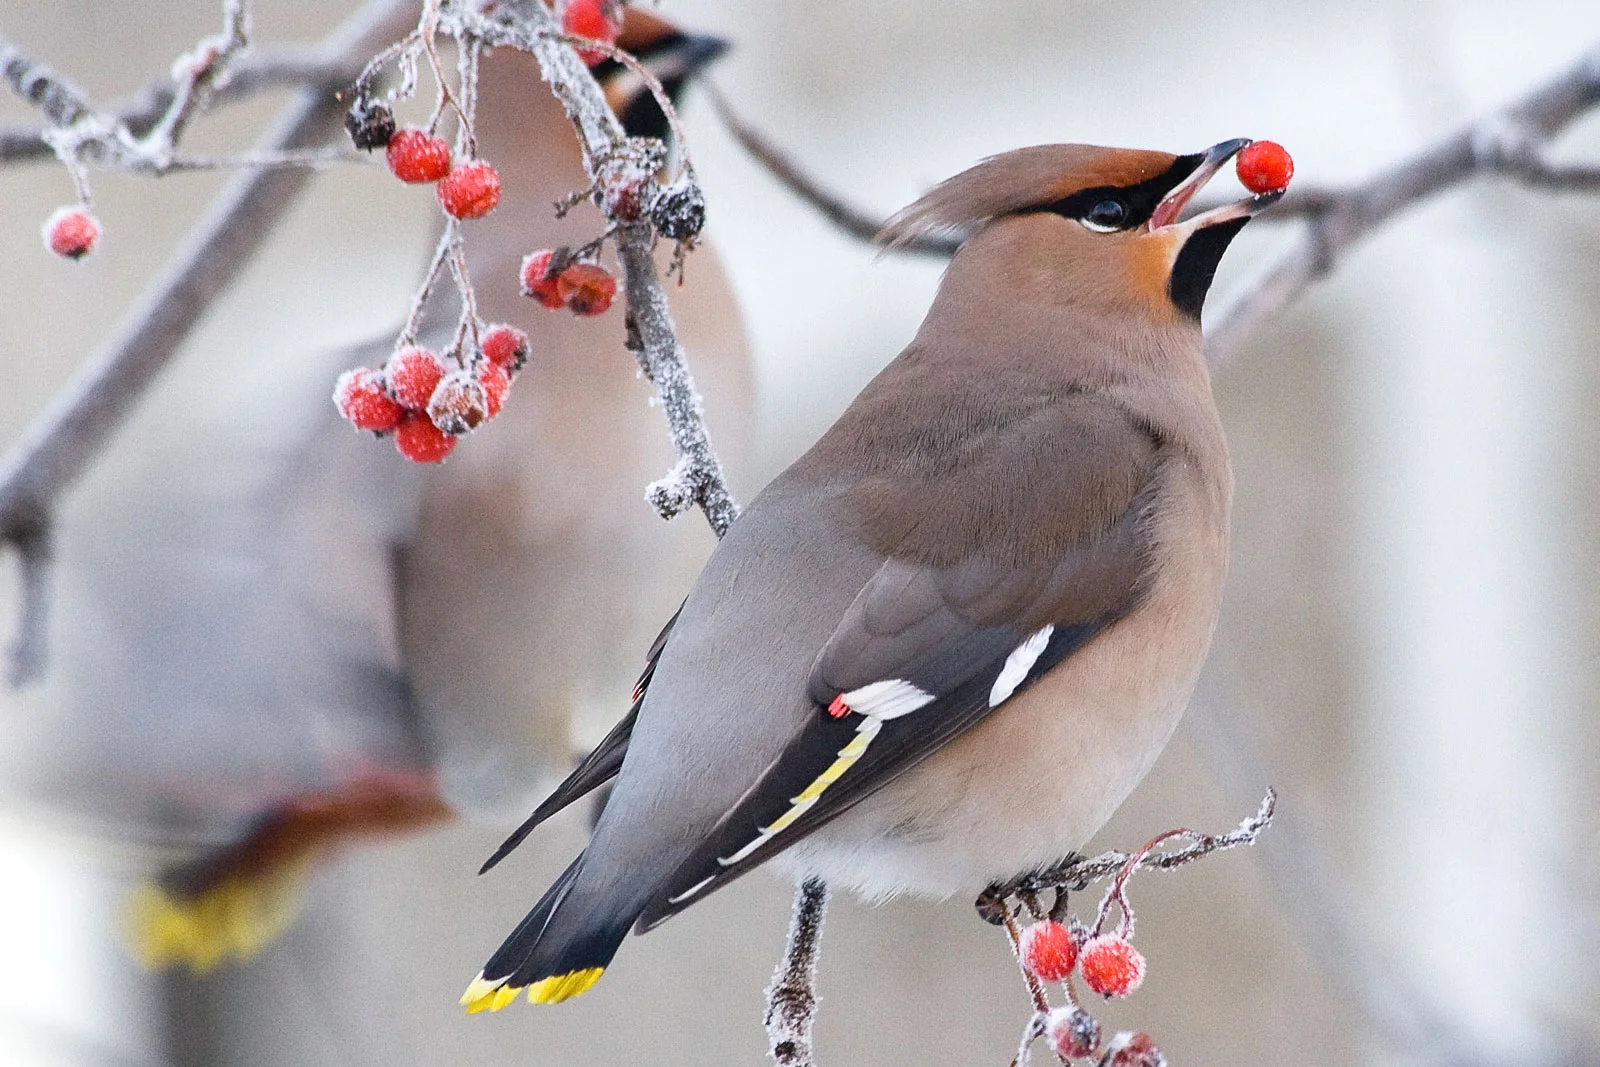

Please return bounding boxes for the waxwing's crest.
[877,144,1185,248]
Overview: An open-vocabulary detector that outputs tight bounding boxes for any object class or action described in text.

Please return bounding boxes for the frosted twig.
[0,0,417,686]
[976,789,1276,923]
[143,0,253,163]
[765,879,829,1067]
[445,0,741,537]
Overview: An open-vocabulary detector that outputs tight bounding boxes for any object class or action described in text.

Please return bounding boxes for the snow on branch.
[766,879,829,1067]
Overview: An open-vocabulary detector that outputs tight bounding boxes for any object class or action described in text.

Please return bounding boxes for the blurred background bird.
[0,3,754,976]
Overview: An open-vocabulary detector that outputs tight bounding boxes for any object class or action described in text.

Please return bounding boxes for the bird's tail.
[461,852,638,1011]
[125,769,452,972]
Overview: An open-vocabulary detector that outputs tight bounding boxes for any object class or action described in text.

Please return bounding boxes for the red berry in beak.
[1235,140,1294,194]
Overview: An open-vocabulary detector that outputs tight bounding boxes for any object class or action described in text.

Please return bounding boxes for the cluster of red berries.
[333,325,529,463]
[344,98,501,221]
[1020,920,1146,1000]
[42,206,101,259]
[1235,140,1294,195]
[521,248,618,316]
[561,0,622,66]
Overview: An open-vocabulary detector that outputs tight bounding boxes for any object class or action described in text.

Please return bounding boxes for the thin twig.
[0,0,417,685]
[705,83,960,257]
[765,879,829,1067]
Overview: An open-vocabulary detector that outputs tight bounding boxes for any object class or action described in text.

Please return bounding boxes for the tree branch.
[0,0,417,685]
[444,0,740,537]
[765,879,829,1067]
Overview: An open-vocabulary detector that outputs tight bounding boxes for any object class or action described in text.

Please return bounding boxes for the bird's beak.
[1147,138,1281,232]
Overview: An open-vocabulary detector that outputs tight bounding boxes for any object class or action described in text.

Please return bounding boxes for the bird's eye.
[1081,199,1128,232]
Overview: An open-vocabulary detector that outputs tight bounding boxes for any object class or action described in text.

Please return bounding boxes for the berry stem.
[1001,908,1053,1017]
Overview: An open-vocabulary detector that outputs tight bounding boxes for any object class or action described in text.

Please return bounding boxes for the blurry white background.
[2,1,1600,1065]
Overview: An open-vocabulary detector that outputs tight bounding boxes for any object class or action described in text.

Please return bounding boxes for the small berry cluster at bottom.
[333,324,529,463]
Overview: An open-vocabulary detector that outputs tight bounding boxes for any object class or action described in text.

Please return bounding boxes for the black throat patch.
[1169,216,1249,320]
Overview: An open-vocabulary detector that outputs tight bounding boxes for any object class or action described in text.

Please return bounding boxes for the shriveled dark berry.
[345,97,396,151]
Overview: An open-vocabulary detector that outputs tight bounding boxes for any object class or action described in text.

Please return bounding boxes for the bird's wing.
[479,606,681,874]
[640,390,1162,926]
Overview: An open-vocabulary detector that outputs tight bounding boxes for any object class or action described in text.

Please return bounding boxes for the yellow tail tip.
[124,868,306,974]
[462,967,604,1011]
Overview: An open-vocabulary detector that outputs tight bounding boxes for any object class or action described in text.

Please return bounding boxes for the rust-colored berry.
[1235,140,1293,194]
[345,97,396,151]
[437,160,502,219]
[384,346,445,410]
[562,0,621,65]
[557,263,618,316]
[386,126,452,184]
[333,367,403,433]
[521,249,566,308]
[427,370,490,435]
[1044,1006,1101,1061]
[1079,935,1145,999]
[394,411,456,463]
[1020,920,1078,982]
[480,324,530,373]
[478,360,510,419]
[43,207,100,259]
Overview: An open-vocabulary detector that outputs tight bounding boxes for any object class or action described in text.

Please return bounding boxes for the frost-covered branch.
[765,879,829,1067]
[444,0,739,536]
[0,0,416,685]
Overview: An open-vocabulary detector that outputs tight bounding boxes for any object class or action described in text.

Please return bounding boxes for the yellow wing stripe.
[718,717,884,867]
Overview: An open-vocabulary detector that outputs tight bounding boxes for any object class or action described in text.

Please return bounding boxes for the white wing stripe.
[840,678,935,720]
[989,625,1055,707]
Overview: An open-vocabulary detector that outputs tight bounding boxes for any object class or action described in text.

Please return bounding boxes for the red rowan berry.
[521,249,566,308]
[437,160,502,219]
[1044,1006,1100,1061]
[386,126,452,184]
[1079,936,1145,999]
[333,367,403,433]
[562,0,621,66]
[1100,1031,1165,1067]
[427,370,489,435]
[478,360,510,418]
[1235,140,1293,194]
[1020,920,1078,982]
[385,346,445,410]
[394,411,456,463]
[43,207,100,259]
[557,263,617,316]
[480,324,530,373]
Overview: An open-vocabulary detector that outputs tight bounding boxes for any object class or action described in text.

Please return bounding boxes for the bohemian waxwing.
[464,138,1279,1009]
[0,14,751,972]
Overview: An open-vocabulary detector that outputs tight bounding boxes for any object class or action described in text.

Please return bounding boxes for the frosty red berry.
[480,325,530,373]
[394,411,456,463]
[561,0,622,65]
[521,250,566,308]
[557,263,618,316]
[385,346,445,410]
[1079,935,1145,998]
[1235,140,1294,194]
[1019,920,1078,982]
[386,127,452,184]
[43,207,101,259]
[437,160,502,219]
[333,368,404,433]
[1044,1007,1101,1060]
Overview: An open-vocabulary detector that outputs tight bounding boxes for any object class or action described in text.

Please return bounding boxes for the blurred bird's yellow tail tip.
[124,866,307,974]
[461,967,605,1012]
